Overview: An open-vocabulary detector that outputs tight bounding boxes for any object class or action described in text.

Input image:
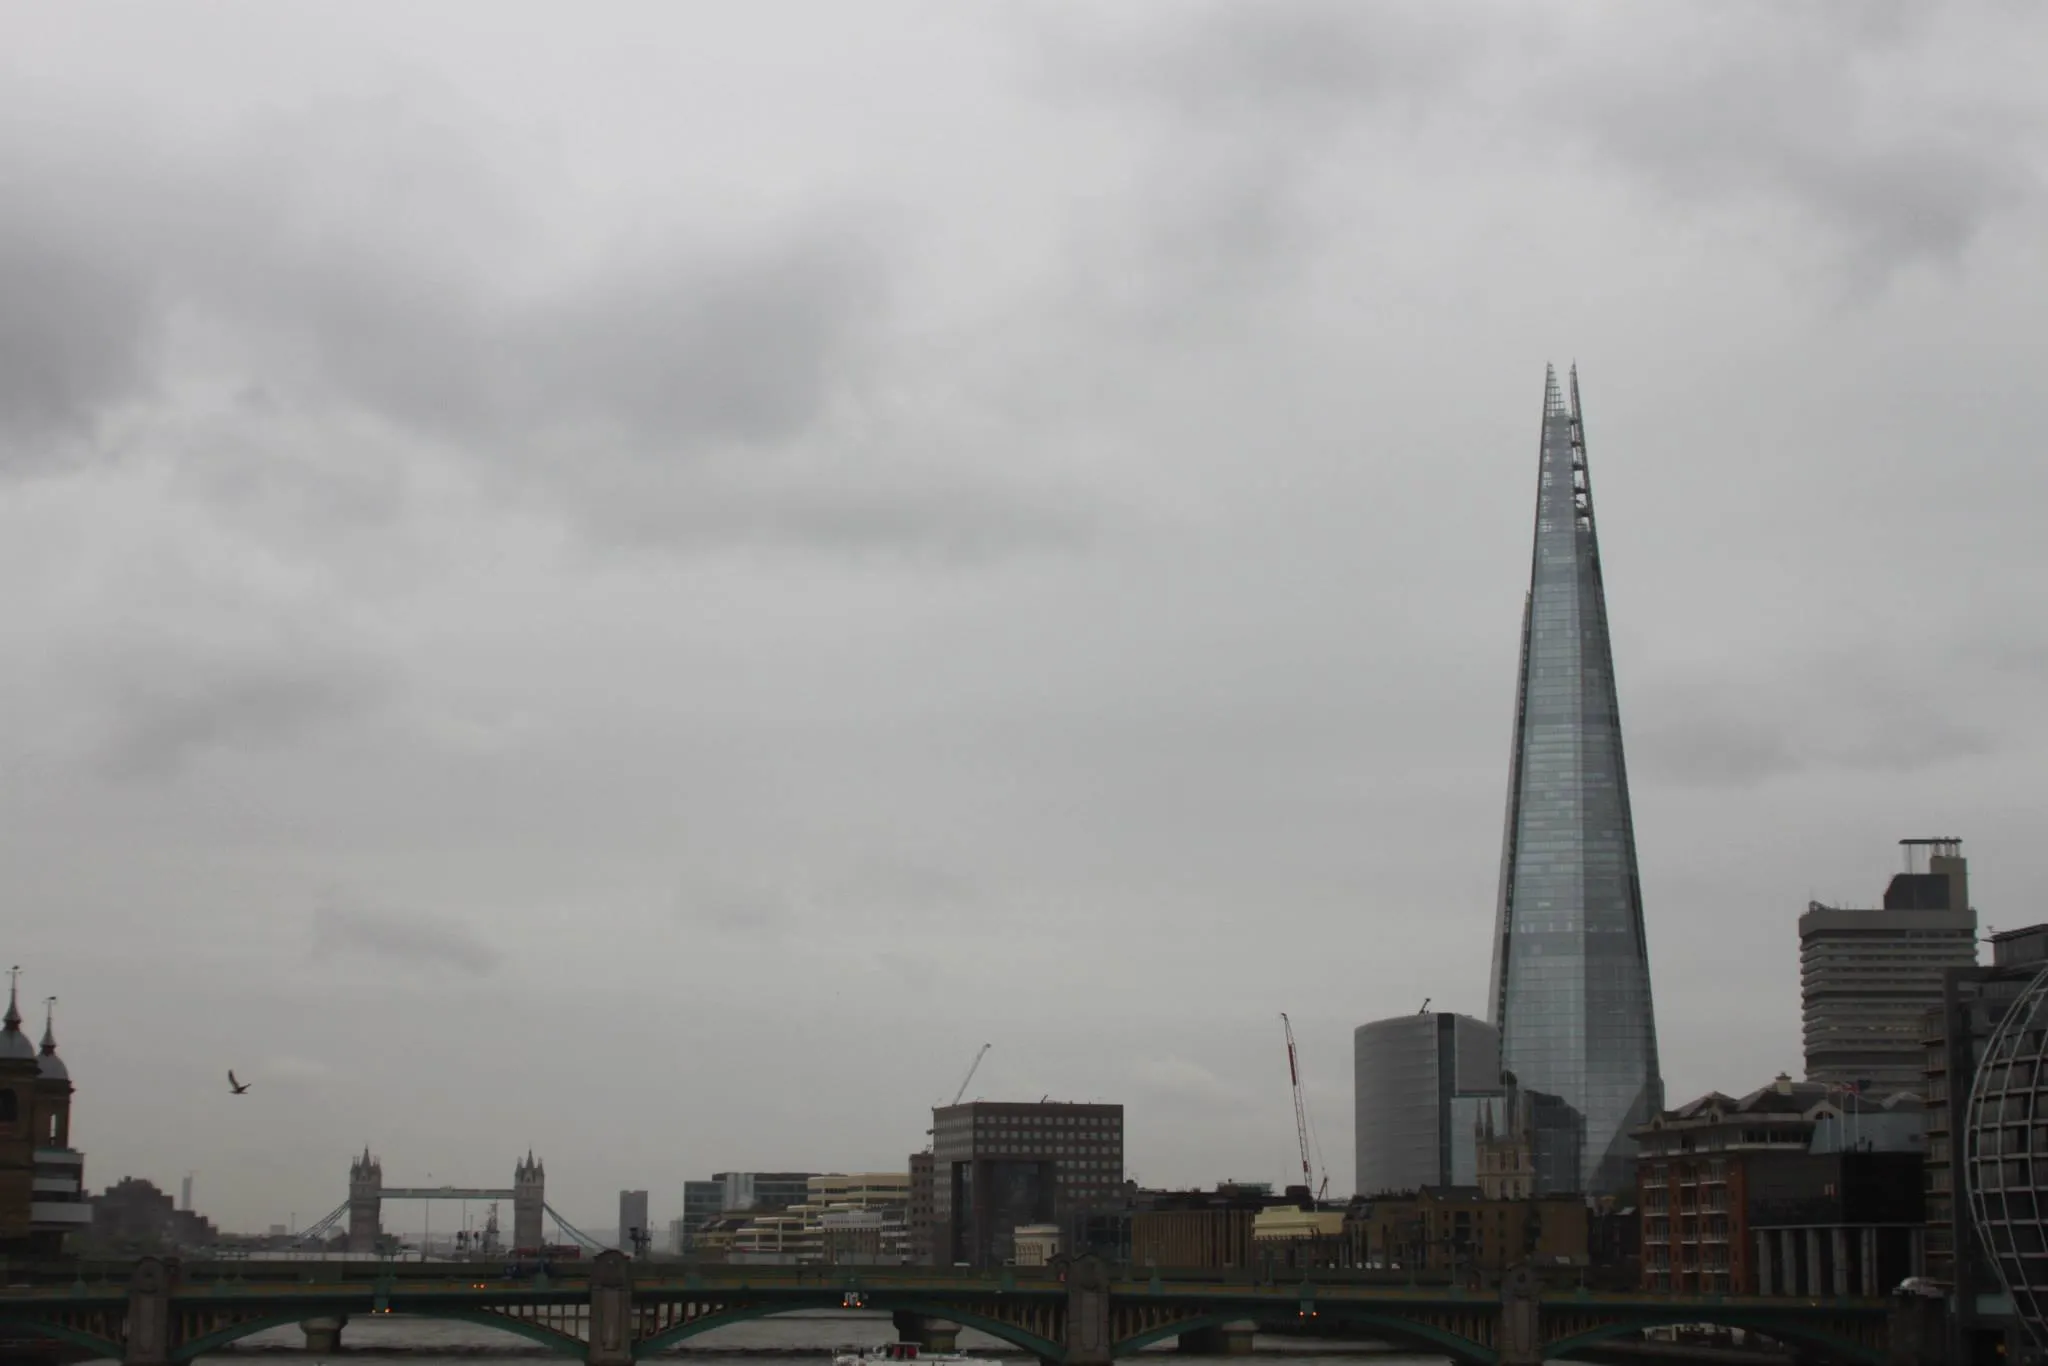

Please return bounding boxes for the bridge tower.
[513,1150,544,1249]
[346,1148,381,1253]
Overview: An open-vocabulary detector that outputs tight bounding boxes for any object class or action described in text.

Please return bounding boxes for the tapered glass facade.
[1487,366,1662,1196]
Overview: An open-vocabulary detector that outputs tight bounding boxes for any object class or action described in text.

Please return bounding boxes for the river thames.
[208,1311,1448,1365]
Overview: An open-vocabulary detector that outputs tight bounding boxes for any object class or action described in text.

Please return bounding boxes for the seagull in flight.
[228,1071,251,1095]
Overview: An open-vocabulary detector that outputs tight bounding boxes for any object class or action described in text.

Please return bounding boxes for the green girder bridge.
[0,1253,1929,1366]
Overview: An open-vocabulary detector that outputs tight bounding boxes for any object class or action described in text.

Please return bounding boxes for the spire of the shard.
[1486,365,1662,1196]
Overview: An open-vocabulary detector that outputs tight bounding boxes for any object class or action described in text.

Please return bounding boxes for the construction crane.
[924,1043,992,1152]
[951,1043,992,1106]
[1279,1013,1328,1201]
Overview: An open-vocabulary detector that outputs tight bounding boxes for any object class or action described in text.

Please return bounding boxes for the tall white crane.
[1280,1013,1327,1201]
[950,1043,992,1106]
[923,1043,993,1152]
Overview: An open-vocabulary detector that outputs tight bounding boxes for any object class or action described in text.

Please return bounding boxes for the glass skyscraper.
[1352,1012,1501,1197]
[1486,365,1662,1196]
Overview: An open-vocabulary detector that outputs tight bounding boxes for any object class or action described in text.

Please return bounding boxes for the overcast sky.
[5,1,2046,1236]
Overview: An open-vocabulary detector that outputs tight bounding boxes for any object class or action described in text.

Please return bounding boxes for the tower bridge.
[293,1150,600,1252]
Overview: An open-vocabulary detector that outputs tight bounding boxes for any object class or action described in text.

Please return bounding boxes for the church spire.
[39,996,56,1054]
[3,966,20,1034]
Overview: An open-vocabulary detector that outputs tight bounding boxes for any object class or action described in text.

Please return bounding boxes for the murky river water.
[206,1311,1449,1365]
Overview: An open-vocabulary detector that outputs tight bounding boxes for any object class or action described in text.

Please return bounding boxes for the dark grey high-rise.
[1486,365,1662,1196]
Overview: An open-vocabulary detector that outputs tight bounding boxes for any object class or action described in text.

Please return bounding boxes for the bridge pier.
[1885,1295,1950,1366]
[889,1313,961,1352]
[1178,1322,1258,1355]
[300,1316,348,1354]
[123,1257,173,1366]
[1064,1255,1112,1366]
[1496,1267,1543,1366]
[586,1250,633,1366]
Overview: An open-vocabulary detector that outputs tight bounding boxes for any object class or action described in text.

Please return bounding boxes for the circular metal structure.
[1967,963,2048,1344]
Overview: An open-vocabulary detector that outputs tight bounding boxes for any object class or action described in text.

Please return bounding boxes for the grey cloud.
[95,645,388,780]
[1634,674,1997,788]
[579,462,1093,564]
[1027,3,1487,325]
[215,221,886,459]
[0,201,156,459]
[0,106,1091,564]
[1036,1,1487,118]
[1129,1055,1239,1105]
[684,881,798,938]
[1561,7,2044,279]
[1049,3,2044,285]
[311,898,502,976]
[681,859,982,939]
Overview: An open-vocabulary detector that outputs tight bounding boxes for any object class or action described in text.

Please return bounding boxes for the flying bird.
[228,1071,251,1095]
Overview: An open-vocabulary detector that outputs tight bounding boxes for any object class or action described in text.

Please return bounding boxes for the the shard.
[1487,365,1663,1196]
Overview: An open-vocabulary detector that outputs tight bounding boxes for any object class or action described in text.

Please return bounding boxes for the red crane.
[1280,1013,1327,1201]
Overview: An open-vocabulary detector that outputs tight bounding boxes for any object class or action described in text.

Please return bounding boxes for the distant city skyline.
[6,4,2047,1232]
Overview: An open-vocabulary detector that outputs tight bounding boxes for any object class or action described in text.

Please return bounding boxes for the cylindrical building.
[1354,1012,1500,1196]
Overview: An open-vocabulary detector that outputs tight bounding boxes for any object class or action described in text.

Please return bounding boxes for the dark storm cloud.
[95,645,389,780]
[311,897,502,975]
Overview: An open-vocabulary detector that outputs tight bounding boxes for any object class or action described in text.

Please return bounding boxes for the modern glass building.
[1487,365,1663,1196]
[1353,1012,1502,1196]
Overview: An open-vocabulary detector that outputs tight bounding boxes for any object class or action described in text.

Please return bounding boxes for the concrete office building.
[1488,366,1663,1196]
[1353,1012,1503,1196]
[715,1172,816,1214]
[930,1100,1123,1268]
[617,1189,649,1254]
[907,1152,935,1265]
[1802,838,1977,1093]
[678,1180,722,1252]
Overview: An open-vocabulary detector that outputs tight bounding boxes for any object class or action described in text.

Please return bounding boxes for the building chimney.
[1774,1073,1793,1096]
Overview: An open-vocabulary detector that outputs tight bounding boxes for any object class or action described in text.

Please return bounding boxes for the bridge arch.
[633,1297,1063,1363]
[1543,1313,1883,1366]
[1111,1307,1494,1365]
[172,1308,586,1363]
[3,1317,126,1363]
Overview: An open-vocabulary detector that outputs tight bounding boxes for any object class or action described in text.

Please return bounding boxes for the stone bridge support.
[1496,1267,1542,1366]
[1885,1295,1949,1366]
[587,1250,633,1366]
[1064,1256,1112,1366]
[300,1317,348,1354]
[889,1314,961,1353]
[1177,1322,1257,1355]
[124,1258,173,1366]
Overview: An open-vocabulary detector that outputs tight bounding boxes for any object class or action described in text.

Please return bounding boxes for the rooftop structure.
[1802,838,1977,1093]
